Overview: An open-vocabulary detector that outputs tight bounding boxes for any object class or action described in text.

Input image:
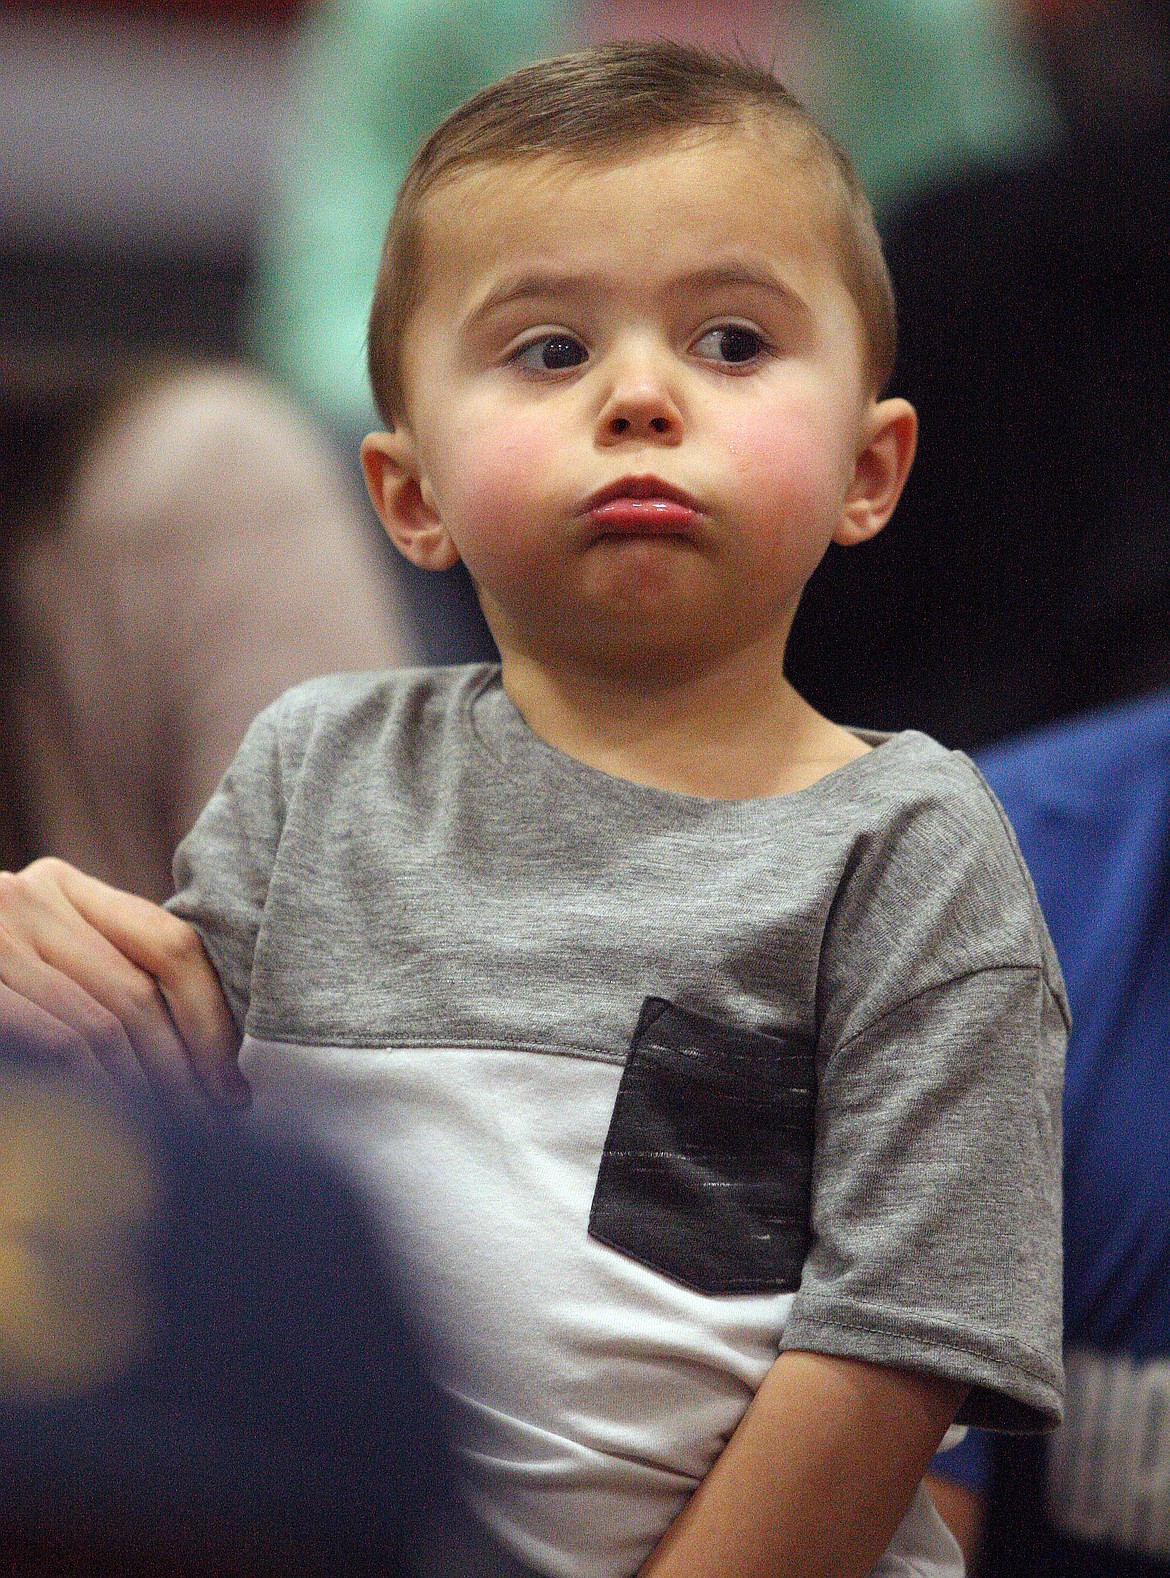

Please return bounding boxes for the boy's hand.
[0,859,245,1108]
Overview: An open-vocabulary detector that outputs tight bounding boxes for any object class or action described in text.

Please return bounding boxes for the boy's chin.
[483,571,792,685]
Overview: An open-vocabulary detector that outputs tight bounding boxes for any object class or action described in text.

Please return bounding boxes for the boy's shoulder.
[242,663,499,771]
[819,728,1071,1033]
[266,662,496,730]
[822,727,1022,865]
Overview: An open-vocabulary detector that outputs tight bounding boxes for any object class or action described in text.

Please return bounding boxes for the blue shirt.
[933,689,1170,1497]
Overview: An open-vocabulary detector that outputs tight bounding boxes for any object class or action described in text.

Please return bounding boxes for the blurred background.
[2,1,1168,1573]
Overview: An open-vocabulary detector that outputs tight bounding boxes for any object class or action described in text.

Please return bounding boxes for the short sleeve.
[782,753,1068,1431]
[165,696,294,1033]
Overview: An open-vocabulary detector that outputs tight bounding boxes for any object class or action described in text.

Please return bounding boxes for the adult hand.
[0,859,245,1108]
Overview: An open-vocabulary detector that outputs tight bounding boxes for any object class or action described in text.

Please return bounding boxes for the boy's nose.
[595,368,684,447]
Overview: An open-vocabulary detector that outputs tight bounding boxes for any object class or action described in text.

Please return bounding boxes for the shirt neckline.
[460,663,936,816]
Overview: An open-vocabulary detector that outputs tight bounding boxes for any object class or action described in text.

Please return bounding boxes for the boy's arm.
[924,1422,990,1569]
[640,1349,966,1578]
[0,859,243,1106]
[925,1473,984,1570]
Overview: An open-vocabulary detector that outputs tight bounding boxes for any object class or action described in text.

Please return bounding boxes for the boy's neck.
[499,641,870,801]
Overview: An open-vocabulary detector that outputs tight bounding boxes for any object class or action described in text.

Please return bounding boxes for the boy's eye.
[691,325,768,366]
[511,333,589,373]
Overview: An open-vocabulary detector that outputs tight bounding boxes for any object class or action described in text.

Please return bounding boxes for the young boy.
[0,42,1066,1578]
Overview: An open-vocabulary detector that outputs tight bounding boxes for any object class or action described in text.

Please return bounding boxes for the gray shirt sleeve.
[167,691,295,1031]
[783,757,1067,1430]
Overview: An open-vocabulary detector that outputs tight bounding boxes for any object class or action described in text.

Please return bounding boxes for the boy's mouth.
[584,476,700,537]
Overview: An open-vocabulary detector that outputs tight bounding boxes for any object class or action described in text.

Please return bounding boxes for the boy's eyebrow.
[670,264,812,316]
[461,262,810,331]
[462,270,597,331]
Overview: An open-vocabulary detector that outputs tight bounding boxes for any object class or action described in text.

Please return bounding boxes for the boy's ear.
[360,430,461,572]
[833,397,918,548]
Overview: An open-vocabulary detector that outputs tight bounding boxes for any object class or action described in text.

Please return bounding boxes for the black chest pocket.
[588,997,816,1295]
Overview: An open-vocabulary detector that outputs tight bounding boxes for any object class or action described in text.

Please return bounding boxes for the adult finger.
[45,864,246,1108]
[0,911,191,1097]
[0,864,206,1102]
[0,967,130,1088]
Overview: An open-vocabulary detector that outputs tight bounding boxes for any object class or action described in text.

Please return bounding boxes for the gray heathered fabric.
[169,663,1067,1433]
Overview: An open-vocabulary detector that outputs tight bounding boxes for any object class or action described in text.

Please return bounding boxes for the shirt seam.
[834,960,1048,1055]
[959,753,1072,1029]
[462,666,955,815]
[240,1030,627,1065]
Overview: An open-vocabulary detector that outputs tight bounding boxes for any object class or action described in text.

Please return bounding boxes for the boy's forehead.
[413,126,839,298]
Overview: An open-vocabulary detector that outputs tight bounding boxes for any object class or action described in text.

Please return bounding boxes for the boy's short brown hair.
[367,41,896,423]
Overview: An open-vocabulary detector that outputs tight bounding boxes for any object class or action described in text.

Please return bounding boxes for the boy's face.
[371,128,901,680]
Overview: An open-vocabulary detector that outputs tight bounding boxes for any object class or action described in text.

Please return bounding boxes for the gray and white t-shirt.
[170,664,1067,1578]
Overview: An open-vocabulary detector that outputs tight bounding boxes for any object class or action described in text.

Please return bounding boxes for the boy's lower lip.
[588,499,698,533]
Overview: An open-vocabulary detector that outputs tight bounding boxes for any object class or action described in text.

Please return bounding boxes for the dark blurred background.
[0,0,299,381]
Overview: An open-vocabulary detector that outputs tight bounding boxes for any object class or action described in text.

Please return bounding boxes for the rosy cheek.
[724,410,832,507]
[720,407,849,579]
[440,416,559,538]
[723,414,785,482]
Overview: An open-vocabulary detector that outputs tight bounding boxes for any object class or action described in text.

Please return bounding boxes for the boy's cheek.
[724,416,841,518]
[721,417,855,586]
[437,417,570,536]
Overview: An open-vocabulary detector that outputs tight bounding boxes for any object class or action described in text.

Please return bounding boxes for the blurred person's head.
[1015,0,1170,130]
[359,42,914,694]
[0,1059,524,1575]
